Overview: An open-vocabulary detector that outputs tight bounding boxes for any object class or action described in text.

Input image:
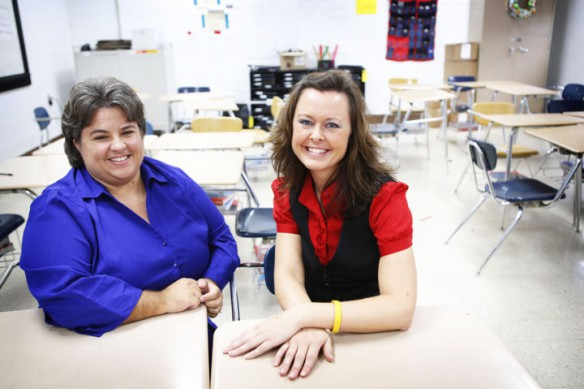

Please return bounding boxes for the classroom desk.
[477,113,584,180]
[158,92,232,131]
[563,111,584,119]
[147,132,256,152]
[389,88,455,168]
[486,83,559,113]
[0,154,71,199]
[155,150,244,186]
[525,125,584,232]
[0,308,208,389]
[211,305,541,389]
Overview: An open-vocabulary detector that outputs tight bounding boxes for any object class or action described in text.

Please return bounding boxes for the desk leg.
[505,127,518,180]
[240,171,260,207]
[574,156,582,233]
[0,189,38,201]
[441,99,449,173]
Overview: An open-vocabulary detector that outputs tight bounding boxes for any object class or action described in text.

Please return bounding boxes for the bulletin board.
[0,0,31,92]
[386,0,438,62]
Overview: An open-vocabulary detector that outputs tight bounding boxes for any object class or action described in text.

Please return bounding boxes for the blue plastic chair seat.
[235,208,276,238]
[489,179,564,203]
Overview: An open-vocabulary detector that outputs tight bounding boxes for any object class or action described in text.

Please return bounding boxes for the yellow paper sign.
[357,0,377,15]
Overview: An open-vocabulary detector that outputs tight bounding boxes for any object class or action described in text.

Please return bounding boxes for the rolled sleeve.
[369,182,413,257]
[271,178,299,234]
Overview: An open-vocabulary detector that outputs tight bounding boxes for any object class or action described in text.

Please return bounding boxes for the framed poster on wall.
[0,0,31,92]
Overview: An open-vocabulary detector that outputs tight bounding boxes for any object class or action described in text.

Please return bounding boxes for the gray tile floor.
[1,130,583,388]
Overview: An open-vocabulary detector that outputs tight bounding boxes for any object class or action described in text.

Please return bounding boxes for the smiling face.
[74,106,144,191]
[291,88,351,190]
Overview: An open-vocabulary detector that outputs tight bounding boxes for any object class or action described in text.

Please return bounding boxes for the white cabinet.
[74,46,175,131]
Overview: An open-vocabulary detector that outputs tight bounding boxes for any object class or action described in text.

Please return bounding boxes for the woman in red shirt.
[225,70,417,380]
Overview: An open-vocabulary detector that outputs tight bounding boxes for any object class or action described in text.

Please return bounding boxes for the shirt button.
[173,263,177,268]
[162,240,167,246]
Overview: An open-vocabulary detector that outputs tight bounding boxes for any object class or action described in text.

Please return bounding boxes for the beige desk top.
[0,308,209,389]
[0,154,71,191]
[389,83,452,92]
[524,125,584,154]
[155,150,244,186]
[478,113,584,128]
[487,83,560,97]
[158,92,224,103]
[211,305,540,389]
[391,88,455,103]
[447,80,525,89]
[563,111,584,119]
[147,132,256,151]
[182,98,239,112]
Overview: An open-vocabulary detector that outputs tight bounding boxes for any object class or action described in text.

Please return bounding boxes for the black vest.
[290,192,381,302]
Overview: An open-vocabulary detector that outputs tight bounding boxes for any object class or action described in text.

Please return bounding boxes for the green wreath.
[506,0,536,19]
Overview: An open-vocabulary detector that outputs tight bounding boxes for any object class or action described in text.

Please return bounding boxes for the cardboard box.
[444,43,479,61]
[279,51,307,70]
[443,60,478,82]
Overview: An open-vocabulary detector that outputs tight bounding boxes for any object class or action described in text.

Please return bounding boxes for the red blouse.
[272,176,413,265]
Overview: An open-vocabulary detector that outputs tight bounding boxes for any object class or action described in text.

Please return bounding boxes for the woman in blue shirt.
[20,77,240,337]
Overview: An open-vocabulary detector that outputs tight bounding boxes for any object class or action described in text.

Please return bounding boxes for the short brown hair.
[61,77,146,168]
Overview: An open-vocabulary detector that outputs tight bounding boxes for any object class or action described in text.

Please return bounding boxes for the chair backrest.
[271,96,285,120]
[33,107,50,130]
[471,102,515,126]
[562,83,584,100]
[547,99,584,113]
[196,86,211,93]
[447,75,476,92]
[190,116,243,132]
[177,86,196,94]
[468,138,498,172]
[263,245,275,294]
[388,78,418,86]
[145,121,154,135]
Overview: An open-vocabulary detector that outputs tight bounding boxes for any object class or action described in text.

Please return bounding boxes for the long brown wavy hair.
[270,70,396,217]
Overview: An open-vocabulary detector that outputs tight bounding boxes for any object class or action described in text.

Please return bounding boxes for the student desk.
[0,154,71,199]
[389,88,455,169]
[486,83,559,113]
[476,113,584,180]
[0,308,209,389]
[155,150,244,186]
[525,125,584,232]
[158,93,235,131]
[563,111,584,119]
[147,132,256,152]
[211,306,541,389]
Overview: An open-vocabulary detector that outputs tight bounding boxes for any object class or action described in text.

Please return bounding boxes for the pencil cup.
[317,60,335,71]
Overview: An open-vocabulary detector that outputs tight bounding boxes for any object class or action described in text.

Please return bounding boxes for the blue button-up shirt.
[21,157,239,336]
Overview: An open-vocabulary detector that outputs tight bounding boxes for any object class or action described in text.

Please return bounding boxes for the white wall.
[0,0,76,160]
[65,0,471,116]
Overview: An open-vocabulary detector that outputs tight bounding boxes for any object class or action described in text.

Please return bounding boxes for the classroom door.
[475,0,557,110]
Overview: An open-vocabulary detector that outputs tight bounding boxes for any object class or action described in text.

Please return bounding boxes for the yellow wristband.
[331,300,342,334]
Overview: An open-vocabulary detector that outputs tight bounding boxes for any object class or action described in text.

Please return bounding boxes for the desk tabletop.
[155,150,244,186]
[158,92,224,102]
[391,88,455,103]
[478,113,584,127]
[486,83,560,97]
[0,154,71,190]
[563,111,584,119]
[0,308,209,389]
[447,80,525,89]
[211,306,541,389]
[389,83,452,92]
[148,132,256,151]
[183,98,239,112]
[525,125,584,154]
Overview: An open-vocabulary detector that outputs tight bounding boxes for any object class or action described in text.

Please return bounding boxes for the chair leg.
[229,275,240,321]
[444,194,489,245]
[0,258,19,289]
[454,160,471,194]
[477,206,524,276]
[534,146,558,176]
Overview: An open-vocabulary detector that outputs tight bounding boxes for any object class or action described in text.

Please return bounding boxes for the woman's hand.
[198,278,222,318]
[274,328,334,380]
[224,309,304,359]
[160,278,202,313]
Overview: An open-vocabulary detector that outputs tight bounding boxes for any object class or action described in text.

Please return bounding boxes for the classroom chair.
[447,75,476,112]
[271,96,285,123]
[190,116,243,132]
[0,214,25,289]
[454,102,538,193]
[230,207,276,320]
[33,107,52,149]
[445,139,572,275]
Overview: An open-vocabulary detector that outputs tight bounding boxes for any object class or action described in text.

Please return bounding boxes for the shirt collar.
[75,157,169,199]
[298,175,339,216]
